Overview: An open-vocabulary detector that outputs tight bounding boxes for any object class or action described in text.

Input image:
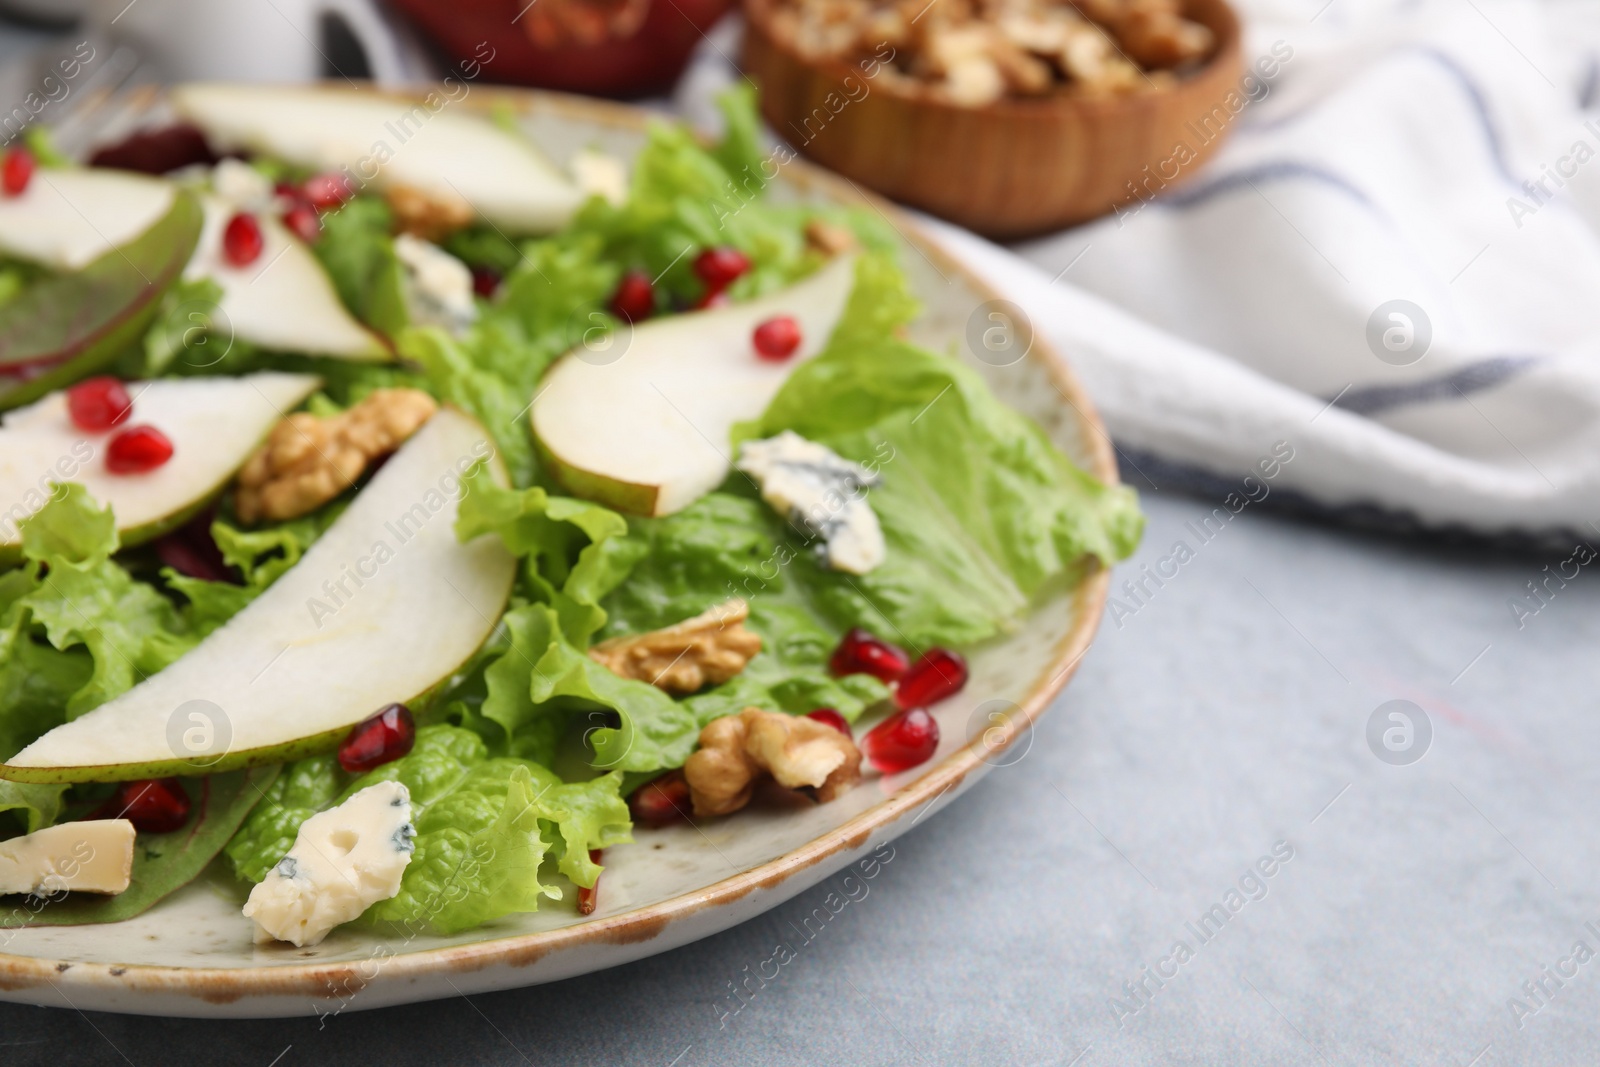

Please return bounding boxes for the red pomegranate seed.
[628,770,691,828]
[862,707,940,774]
[106,425,174,474]
[97,778,192,834]
[807,708,851,737]
[302,171,354,210]
[693,246,751,290]
[66,376,133,432]
[222,212,264,267]
[282,202,321,244]
[829,628,910,684]
[692,288,730,311]
[576,849,603,915]
[753,315,802,360]
[609,270,655,323]
[338,703,415,773]
[471,266,502,298]
[2,147,35,196]
[895,648,969,710]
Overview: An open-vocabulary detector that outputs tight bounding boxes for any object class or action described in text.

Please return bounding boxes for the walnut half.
[588,599,762,695]
[234,388,437,524]
[684,707,863,817]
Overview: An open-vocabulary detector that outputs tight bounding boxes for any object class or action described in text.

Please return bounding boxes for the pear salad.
[0,85,1140,947]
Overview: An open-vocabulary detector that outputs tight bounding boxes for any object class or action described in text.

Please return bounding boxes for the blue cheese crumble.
[243,780,415,947]
[736,431,886,575]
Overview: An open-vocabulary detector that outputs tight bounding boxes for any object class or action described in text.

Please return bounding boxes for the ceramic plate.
[0,85,1115,1017]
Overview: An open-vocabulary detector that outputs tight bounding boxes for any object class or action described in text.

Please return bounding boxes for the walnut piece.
[385,184,475,241]
[234,388,437,524]
[588,599,762,695]
[804,217,859,257]
[684,707,863,817]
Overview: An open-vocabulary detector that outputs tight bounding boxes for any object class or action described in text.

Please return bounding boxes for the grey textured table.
[2,488,1593,1066]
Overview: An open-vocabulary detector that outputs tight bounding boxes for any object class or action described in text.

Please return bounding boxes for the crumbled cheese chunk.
[736,431,886,574]
[211,158,275,212]
[393,233,478,334]
[243,781,414,947]
[570,149,628,207]
[0,820,135,896]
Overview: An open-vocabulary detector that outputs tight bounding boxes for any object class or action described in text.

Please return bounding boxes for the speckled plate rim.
[0,83,1116,1011]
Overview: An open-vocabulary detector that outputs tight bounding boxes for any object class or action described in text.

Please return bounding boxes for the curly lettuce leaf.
[456,464,640,645]
[0,779,69,837]
[746,255,1143,646]
[16,485,197,717]
[225,726,631,934]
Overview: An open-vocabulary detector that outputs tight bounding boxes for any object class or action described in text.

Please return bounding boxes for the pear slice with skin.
[0,168,176,272]
[532,254,858,517]
[0,372,321,564]
[186,195,390,361]
[171,83,584,234]
[0,187,203,411]
[0,407,516,784]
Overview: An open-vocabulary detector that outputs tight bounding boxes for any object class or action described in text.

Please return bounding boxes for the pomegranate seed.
[338,703,416,773]
[96,778,192,834]
[282,202,321,244]
[807,708,851,736]
[753,315,802,360]
[222,212,264,267]
[2,147,35,196]
[692,289,730,311]
[609,270,655,323]
[628,770,691,828]
[862,707,940,774]
[302,171,354,210]
[576,849,603,915]
[693,246,751,290]
[106,425,174,474]
[471,266,502,298]
[65,376,133,432]
[895,648,969,710]
[829,628,910,684]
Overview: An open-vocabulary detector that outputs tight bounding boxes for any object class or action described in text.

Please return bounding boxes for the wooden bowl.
[741,0,1245,239]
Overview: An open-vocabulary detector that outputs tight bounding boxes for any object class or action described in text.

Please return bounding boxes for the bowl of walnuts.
[742,0,1245,238]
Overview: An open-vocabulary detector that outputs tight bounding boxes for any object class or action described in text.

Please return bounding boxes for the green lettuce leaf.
[0,779,69,837]
[224,755,345,883]
[16,485,197,717]
[225,726,631,935]
[745,254,1143,646]
[315,196,407,336]
[455,464,640,645]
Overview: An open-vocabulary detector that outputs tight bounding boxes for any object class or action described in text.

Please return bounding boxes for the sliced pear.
[186,195,389,361]
[0,188,203,410]
[532,254,858,516]
[0,168,176,272]
[0,408,516,784]
[0,372,321,563]
[171,83,584,234]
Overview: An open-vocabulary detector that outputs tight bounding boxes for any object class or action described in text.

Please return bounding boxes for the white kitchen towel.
[688,0,1600,543]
